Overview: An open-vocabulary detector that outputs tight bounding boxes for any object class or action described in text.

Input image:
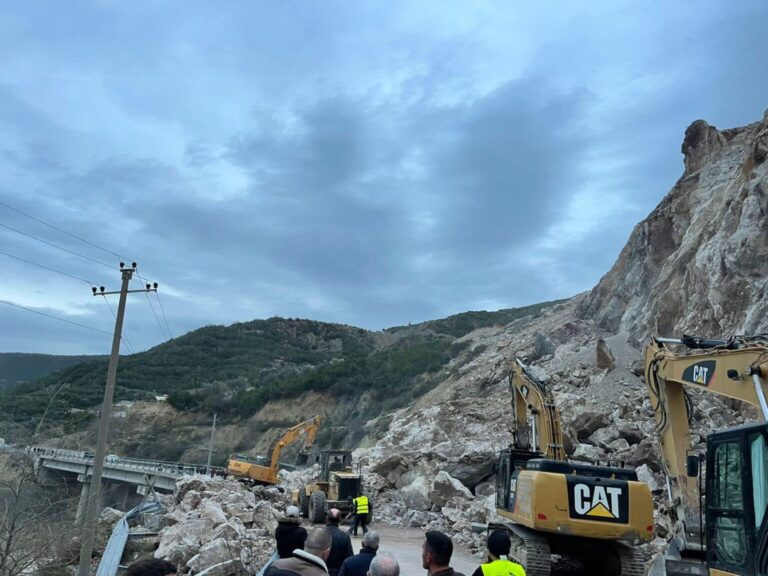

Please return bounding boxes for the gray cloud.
[0,1,767,353]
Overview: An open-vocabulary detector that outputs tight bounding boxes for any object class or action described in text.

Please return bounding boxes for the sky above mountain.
[1,1,766,354]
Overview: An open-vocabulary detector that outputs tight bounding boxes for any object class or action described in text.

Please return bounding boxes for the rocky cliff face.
[578,111,768,343]
[355,111,768,563]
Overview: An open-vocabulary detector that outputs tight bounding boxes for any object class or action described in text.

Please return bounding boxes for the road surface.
[349,526,480,576]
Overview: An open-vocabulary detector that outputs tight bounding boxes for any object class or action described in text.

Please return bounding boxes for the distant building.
[154,394,168,402]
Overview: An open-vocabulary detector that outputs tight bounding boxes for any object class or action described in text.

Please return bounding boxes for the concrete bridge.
[28,446,224,521]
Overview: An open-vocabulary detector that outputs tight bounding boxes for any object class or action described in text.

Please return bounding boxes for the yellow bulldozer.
[645,335,768,576]
[227,415,321,485]
[492,359,654,576]
[292,449,363,523]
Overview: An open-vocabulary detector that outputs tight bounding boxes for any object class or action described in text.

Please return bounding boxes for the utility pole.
[77,263,157,576]
[206,412,217,475]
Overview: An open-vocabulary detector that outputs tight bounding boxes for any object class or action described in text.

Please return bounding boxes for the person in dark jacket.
[325,508,354,576]
[267,527,332,576]
[421,531,465,576]
[339,531,379,576]
[275,505,308,559]
[125,558,177,576]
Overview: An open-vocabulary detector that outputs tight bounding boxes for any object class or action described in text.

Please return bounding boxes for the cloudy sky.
[0,1,766,354]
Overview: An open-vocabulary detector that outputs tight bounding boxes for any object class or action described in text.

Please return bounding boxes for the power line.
[134,271,170,341]
[0,221,115,271]
[0,249,97,286]
[0,198,128,261]
[155,291,174,339]
[0,299,111,336]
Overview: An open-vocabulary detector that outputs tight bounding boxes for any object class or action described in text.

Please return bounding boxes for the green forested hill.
[0,300,564,433]
[0,353,102,389]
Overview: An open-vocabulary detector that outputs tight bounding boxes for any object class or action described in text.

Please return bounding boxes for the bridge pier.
[75,477,91,527]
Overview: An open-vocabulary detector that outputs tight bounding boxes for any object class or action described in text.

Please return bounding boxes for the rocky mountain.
[352,110,768,562]
[578,111,768,343]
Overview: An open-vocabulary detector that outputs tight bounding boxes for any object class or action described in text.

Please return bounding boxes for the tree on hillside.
[0,453,79,575]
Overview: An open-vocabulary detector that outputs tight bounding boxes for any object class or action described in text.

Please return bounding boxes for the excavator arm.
[509,358,566,461]
[269,415,322,470]
[644,336,768,552]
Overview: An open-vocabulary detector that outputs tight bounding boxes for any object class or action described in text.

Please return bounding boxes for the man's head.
[286,505,301,519]
[368,552,399,576]
[327,508,341,524]
[422,531,453,570]
[358,490,364,497]
[487,530,511,560]
[126,558,177,576]
[362,530,380,551]
[305,527,333,561]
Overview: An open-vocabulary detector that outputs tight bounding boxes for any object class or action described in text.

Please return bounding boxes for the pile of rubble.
[119,475,288,574]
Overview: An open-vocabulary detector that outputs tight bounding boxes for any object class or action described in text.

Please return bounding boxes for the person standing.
[470,531,525,576]
[421,531,465,576]
[267,527,333,576]
[325,508,354,576]
[339,531,379,576]
[125,559,178,576]
[368,553,399,576]
[349,491,371,536]
[275,505,308,559]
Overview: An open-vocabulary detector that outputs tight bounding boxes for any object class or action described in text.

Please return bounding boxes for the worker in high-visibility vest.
[348,491,371,536]
[471,531,525,576]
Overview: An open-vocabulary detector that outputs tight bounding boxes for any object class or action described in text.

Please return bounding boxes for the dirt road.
[350,526,479,576]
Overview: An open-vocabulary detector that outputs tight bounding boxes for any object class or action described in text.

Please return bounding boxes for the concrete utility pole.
[206,412,217,475]
[77,263,157,576]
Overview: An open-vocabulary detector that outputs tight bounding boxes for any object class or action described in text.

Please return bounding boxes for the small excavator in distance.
[645,335,768,576]
[493,359,654,576]
[227,415,321,485]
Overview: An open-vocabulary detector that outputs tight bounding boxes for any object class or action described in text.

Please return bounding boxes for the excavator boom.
[645,335,768,575]
[227,415,321,484]
[509,359,566,461]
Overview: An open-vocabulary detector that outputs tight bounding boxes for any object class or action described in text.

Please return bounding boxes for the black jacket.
[432,568,466,576]
[339,547,376,576]
[324,524,354,576]
[275,518,308,559]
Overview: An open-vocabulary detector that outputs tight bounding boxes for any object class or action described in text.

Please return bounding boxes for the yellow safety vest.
[354,495,369,514]
[480,559,526,576]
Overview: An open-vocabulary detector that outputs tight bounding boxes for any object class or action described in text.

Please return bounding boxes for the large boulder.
[596,339,616,370]
[626,440,661,472]
[400,474,432,511]
[587,427,620,449]
[443,452,496,490]
[571,411,610,441]
[186,537,245,575]
[571,443,606,463]
[429,471,474,508]
[372,454,411,486]
[636,464,663,494]
[155,518,213,566]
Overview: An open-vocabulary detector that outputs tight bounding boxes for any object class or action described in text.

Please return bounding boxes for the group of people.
[270,504,526,576]
[121,503,525,576]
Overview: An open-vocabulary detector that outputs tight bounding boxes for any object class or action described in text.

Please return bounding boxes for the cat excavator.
[645,335,768,576]
[227,415,321,484]
[494,359,654,576]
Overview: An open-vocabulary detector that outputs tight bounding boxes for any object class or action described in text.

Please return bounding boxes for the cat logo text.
[566,478,629,524]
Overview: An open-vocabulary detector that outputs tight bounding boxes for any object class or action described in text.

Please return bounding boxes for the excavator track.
[616,543,645,576]
[506,525,551,576]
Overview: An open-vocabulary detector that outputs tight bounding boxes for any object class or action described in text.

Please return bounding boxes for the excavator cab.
[701,422,768,576]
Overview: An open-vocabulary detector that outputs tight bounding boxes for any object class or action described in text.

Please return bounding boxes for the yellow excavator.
[493,359,654,576]
[227,415,321,485]
[645,335,768,576]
